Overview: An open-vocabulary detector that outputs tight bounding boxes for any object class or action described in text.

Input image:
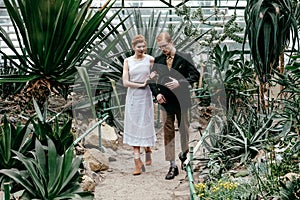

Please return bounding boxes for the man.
[149,32,200,180]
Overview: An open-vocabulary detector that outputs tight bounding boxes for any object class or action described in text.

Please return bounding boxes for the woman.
[122,34,157,175]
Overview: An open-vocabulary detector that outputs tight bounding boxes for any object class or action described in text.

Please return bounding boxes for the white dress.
[123,55,156,147]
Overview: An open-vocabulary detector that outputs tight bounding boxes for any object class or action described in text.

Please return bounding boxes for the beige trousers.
[163,110,189,161]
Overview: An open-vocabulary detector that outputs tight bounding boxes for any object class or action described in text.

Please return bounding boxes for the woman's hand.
[140,76,151,88]
[140,72,157,88]
[150,71,158,79]
[144,77,150,86]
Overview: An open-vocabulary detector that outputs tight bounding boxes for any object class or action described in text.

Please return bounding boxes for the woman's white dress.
[123,55,156,147]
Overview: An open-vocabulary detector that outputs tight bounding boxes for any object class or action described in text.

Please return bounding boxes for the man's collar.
[166,49,176,58]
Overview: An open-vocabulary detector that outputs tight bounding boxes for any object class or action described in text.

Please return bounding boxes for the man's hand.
[156,94,166,104]
[164,77,179,90]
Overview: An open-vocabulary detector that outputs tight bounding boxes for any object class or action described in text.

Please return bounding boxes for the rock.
[83,148,109,172]
[107,168,113,172]
[190,121,202,129]
[197,169,210,182]
[85,120,119,150]
[283,172,300,182]
[172,190,190,200]
[100,122,118,141]
[234,170,249,177]
[172,180,190,200]
[75,144,85,155]
[91,171,104,184]
[108,157,117,162]
[253,149,267,163]
[81,175,96,192]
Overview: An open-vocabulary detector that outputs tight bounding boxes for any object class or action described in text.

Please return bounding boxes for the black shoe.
[165,166,179,180]
[178,152,187,170]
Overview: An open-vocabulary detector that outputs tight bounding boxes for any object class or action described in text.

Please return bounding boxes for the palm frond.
[244,0,299,83]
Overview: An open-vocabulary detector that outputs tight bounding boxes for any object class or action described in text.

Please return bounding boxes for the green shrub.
[0,115,34,185]
[0,137,93,199]
[194,178,257,200]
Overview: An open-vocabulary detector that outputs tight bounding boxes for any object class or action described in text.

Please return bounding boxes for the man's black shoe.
[178,152,187,170]
[165,166,179,180]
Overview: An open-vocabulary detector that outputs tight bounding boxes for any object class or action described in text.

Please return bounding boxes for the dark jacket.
[149,51,200,113]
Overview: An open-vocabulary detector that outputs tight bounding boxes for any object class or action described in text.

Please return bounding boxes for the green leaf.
[47,136,59,189]
[13,149,45,197]
[33,98,44,122]
[1,116,11,165]
[0,169,35,195]
[76,66,96,119]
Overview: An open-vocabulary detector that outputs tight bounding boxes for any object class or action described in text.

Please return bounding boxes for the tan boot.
[145,149,152,166]
[133,158,145,175]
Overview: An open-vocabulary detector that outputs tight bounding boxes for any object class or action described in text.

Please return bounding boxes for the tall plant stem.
[259,82,267,114]
[279,52,285,105]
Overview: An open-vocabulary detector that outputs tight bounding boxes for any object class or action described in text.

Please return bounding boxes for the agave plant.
[207,105,276,165]
[32,117,74,156]
[0,115,34,185]
[28,98,74,156]
[0,137,92,199]
[0,0,118,110]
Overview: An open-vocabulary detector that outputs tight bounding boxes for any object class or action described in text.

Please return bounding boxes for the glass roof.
[91,0,242,8]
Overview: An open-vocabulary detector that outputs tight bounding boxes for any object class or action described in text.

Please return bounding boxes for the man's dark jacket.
[149,51,200,113]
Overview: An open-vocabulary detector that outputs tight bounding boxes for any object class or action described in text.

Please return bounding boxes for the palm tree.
[0,0,118,110]
[243,0,299,112]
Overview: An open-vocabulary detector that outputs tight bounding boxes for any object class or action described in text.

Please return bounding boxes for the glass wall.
[0,0,248,55]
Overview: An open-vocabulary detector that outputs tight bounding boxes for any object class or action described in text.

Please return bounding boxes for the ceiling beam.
[176,0,190,7]
[159,0,190,8]
[159,0,175,8]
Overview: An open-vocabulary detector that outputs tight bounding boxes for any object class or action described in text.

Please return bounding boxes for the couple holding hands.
[122,32,200,180]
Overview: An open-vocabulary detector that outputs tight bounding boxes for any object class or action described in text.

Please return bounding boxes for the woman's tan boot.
[145,149,152,166]
[133,158,145,175]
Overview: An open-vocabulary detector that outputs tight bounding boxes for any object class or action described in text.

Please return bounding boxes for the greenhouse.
[0,0,299,199]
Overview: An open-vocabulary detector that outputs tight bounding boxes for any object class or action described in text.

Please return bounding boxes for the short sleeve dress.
[123,55,157,147]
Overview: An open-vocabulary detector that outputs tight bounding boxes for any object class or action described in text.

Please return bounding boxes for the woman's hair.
[132,34,147,47]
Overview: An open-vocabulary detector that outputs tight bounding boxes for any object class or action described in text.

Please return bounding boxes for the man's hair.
[132,34,147,47]
[156,32,172,42]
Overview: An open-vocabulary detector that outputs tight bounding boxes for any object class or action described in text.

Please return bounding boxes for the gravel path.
[94,126,201,200]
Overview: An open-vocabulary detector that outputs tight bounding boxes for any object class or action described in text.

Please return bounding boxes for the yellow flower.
[212,186,220,192]
[195,183,206,190]
[198,193,205,197]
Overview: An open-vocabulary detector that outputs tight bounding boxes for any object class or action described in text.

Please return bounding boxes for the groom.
[149,32,200,180]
